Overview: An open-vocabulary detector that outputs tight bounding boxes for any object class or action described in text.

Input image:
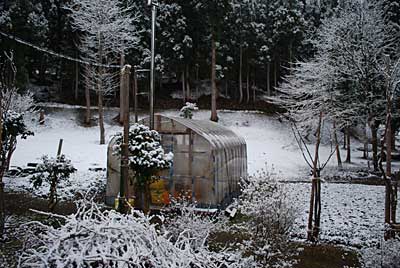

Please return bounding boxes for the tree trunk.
[239,46,243,103]
[98,92,105,145]
[210,34,218,122]
[0,181,4,238]
[386,118,392,178]
[307,111,323,242]
[274,59,278,87]
[371,122,379,171]
[186,65,191,101]
[246,61,250,104]
[345,127,351,163]
[363,122,368,159]
[74,58,79,101]
[253,69,256,103]
[391,126,396,151]
[48,178,58,212]
[266,62,271,96]
[97,33,105,144]
[181,71,186,103]
[333,121,342,169]
[85,83,91,125]
[225,79,229,97]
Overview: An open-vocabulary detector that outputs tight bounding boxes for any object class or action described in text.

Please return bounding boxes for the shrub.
[31,155,76,211]
[236,169,298,267]
[179,102,198,119]
[18,201,255,268]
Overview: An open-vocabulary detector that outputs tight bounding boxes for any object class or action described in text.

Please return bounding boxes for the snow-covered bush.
[179,102,198,119]
[113,123,173,185]
[236,169,297,267]
[4,89,35,115]
[113,124,173,210]
[0,111,33,178]
[31,155,76,211]
[18,201,255,268]
[164,199,217,250]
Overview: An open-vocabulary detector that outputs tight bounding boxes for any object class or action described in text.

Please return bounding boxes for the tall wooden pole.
[149,2,157,130]
[133,69,138,123]
[118,65,131,213]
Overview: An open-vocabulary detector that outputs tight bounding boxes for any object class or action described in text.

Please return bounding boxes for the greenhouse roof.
[141,115,246,150]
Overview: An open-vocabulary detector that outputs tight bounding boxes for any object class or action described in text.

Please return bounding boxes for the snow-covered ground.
[288,183,392,247]
[5,106,398,249]
[9,106,366,179]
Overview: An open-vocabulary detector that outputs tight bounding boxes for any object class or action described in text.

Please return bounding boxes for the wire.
[0,30,121,69]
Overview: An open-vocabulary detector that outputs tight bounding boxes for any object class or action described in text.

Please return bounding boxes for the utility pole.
[118,65,131,213]
[148,0,158,129]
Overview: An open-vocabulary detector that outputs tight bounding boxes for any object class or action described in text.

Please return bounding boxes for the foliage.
[113,123,173,187]
[164,198,217,250]
[18,201,255,268]
[179,102,198,119]
[31,154,76,211]
[235,169,297,267]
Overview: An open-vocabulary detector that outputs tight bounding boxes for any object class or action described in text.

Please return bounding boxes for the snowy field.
[9,106,362,178]
[5,106,398,248]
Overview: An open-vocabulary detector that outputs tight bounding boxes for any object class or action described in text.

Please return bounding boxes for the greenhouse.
[106,114,247,209]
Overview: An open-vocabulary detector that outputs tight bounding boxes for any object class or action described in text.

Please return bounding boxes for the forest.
[1,0,400,267]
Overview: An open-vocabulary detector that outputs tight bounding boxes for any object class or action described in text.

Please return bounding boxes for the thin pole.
[118,65,131,213]
[57,139,63,157]
[149,3,157,129]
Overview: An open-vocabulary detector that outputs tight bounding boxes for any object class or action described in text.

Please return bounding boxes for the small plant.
[179,102,198,119]
[236,169,297,267]
[31,155,76,211]
[113,123,173,212]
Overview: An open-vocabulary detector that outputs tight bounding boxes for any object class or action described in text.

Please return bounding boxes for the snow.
[10,107,367,181]
[287,183,397,247]
[6,106,398,250]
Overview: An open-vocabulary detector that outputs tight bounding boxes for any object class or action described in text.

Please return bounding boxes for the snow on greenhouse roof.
[141,115,246,150]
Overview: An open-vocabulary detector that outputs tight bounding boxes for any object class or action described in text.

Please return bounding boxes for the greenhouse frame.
[106,114,247,209]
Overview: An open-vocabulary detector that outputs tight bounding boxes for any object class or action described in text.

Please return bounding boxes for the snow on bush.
[18,201,255,268]
[180,102,198,119]
[31,155,76,211]
[1,110,34,178]
[113,123,173,186]
[236,169,298,267]
[164,198,218,250]
[5,171,106,201]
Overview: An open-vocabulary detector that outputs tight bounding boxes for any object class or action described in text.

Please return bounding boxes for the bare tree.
[67,0,140,144]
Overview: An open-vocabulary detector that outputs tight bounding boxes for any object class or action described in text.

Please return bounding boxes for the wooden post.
[133,69,138,123]
[39,110,45,125]
[57,139,63,157]
[118,65,131,213]
[119,54,125,124]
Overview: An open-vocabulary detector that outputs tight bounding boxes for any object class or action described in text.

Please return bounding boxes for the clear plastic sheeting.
[106,114,247,209]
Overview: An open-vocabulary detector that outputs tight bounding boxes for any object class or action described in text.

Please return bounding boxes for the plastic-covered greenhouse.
[106,114,247,209]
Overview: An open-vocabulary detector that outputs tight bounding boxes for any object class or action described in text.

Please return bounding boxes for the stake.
[57,139,63,157]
